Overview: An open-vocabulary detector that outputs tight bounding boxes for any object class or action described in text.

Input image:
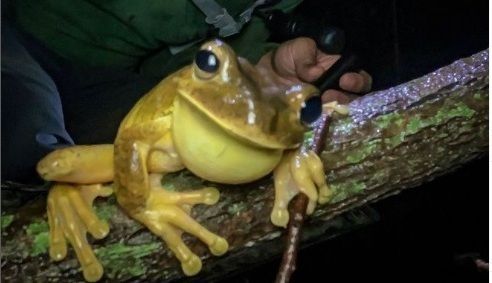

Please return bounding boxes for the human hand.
[257,37,372,104]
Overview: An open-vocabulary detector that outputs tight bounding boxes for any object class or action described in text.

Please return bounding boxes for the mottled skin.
[37,40,333,282]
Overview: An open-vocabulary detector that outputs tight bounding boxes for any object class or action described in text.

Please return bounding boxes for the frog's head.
[174,39,322,150]
[172,40,322,183]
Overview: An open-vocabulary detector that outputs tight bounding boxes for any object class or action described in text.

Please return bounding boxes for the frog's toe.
[130,200,228,276]
[82,261,104,282]
[49,240,67,261]
[306,199,317,215]
[305,151,333,204]
[47,184,110,282]
[67,186,111,239]
[318,184,332,204]
[209,236,228,256]
[151,186,221,206]
[270,206,290,228]
[202,187,220,205]
[47,198,68,261]
[182,254,202,276]
[161,206,229,256]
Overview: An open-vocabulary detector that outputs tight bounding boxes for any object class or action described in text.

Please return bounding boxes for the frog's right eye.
[194,50,220,79]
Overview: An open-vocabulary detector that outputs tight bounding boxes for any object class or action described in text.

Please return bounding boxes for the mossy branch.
[1,50,488,282]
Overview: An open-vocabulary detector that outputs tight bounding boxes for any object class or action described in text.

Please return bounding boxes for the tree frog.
[36,39,335,282]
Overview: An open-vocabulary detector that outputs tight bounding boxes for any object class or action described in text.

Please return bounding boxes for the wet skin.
[37,40,336,282]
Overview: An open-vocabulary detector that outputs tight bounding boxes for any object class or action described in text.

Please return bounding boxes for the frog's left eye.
[195,50,220,75]
[300,96,322,125]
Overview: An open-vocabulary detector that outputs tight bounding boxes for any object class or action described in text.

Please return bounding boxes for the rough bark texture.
[1,50,488,283]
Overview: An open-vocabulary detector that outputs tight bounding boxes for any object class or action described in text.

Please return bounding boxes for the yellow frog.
[36,39,336,282]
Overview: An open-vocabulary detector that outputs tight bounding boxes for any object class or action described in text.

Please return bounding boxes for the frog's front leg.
[270,149,332,227]
[114,126,228,276]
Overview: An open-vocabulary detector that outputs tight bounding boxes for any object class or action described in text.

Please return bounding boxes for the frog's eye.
[300,96,322,125]
[195,50,220,78]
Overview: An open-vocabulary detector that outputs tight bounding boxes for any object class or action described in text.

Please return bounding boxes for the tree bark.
[1,50,488,283]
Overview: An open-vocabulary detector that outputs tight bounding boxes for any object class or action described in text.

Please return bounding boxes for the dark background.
[221,0,489,282]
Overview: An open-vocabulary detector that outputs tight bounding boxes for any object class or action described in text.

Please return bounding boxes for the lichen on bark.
[1,50,488,282]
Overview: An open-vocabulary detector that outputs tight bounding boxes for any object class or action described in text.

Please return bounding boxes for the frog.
[36,39,340,282]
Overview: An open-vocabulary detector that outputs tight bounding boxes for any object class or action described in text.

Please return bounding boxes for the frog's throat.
[172,96,283,184]
[176,89,303,150]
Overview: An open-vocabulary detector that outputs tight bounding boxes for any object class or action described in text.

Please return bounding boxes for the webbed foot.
[270,149,332,227]
[48,183,113,282]
[128,184,228,276]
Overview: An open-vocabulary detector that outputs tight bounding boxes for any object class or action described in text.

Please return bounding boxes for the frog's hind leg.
[115,131,228,276]
[37,144,114,184]
[37,145,115,282]
[48,183,113,282]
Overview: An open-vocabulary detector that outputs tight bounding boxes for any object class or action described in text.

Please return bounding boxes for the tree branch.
[1,50,488,283]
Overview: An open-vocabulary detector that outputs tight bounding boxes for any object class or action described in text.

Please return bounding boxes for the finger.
[296,53,339,82]
[321,89,355,104]
[291,38,325,82]
[298,64,328,82]
[58,196,103,282]
[339,71,372,93]
[47,189,67,261]
[317,53,340,72]
[306,199,317,215]
[67,188,109,239]
[359,70,373,92]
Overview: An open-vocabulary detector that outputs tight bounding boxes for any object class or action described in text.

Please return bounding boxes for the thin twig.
[275,114,330,283]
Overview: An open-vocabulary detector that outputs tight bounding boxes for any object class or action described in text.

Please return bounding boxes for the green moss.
[31,232,50,256]
[302,130,315,148]
[95,242,160,279]
[378,102,477,148]
[330,181,366,203]
[386,133,405,148]
[346,140,379,164]
[334,116,356,132]
[95,200,118,222]
[161,171,204,191]
[1,214,14,230]
[405,116,428,135]
[435,102,475,120]
[403,102,475,137]
[26,220,49,235]
[373,112,402,129]
[25,219,50,256]
[227,202,247,215]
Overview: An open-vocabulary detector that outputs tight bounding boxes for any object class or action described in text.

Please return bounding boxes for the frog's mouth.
[175,86,306,150]
[172,95,283,184]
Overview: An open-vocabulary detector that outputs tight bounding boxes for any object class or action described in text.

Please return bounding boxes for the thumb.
[291,38,324,82]
[296,63,327,82]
